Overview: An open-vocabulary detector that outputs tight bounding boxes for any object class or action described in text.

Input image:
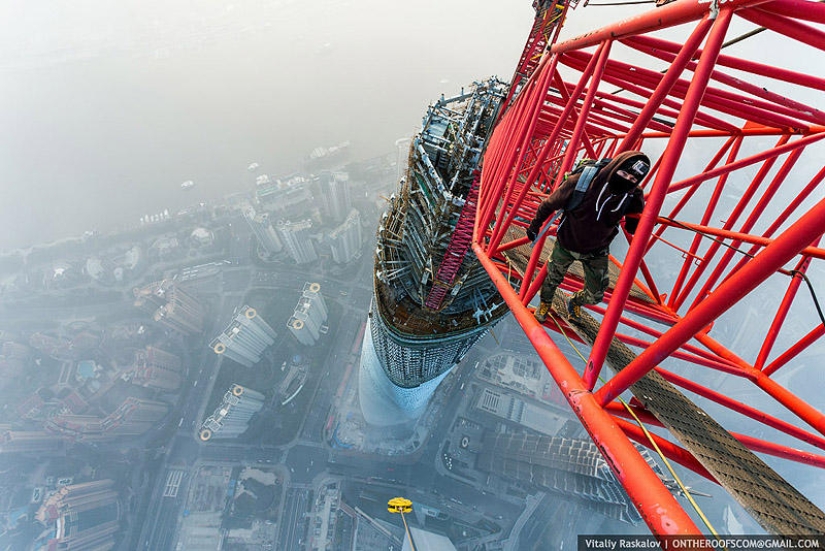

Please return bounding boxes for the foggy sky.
[0,1,814,252]
[0,0,535,251]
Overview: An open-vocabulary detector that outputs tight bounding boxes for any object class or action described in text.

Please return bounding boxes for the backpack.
[566,158,612,211]
[531,158,612,244]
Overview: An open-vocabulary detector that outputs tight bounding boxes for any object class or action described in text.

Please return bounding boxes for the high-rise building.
[302,281,328,322]
[35,479,121,551]
[2,341,31,359]
[0,428,64,455]
[305,141,351,171]
[288,318,316,346]
[290,300,322,340]
[199,384,266,441]
[328,209,363,264]
[45,414,105,441]
[277,219,318,264]
[106,397,170,436]
[358,79,510,424]
[255,174,314,216]
[153,295,204,335]
[211,305,276,367]
[476,433,652,524]
[129,346,183,391]
[134,279,205,335]
[288,283,328,346]
[133,280,168,312]
[46,397,169,441]
[316,170,352,223]
[407,528,458,551]
[243,205,283,257]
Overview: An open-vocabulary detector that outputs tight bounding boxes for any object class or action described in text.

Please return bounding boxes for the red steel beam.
[654,220,825,262]
[595,195,825,408]
[586,7,736,389]
[473,240,701,535]
[764,324,825,377]
[474,0,825,535]
[550,0,770,54]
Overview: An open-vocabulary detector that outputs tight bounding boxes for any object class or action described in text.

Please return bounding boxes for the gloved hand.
[526,226,538,242]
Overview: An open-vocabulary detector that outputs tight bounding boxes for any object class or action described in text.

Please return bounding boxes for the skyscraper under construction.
[358,78,510,425]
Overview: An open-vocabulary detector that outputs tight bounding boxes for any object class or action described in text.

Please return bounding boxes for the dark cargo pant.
[539,240,610,307]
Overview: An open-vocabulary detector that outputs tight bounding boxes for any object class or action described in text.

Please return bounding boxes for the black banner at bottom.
[578,535,825,550]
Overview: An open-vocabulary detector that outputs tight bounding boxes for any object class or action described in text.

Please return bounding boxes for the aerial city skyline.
[2,0,824,548]
[0,129,673,549]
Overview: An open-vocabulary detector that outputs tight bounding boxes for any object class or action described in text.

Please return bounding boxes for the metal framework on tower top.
[474,0,825,537]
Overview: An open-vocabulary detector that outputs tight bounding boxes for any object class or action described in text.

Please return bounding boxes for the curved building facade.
[358,79,511,424]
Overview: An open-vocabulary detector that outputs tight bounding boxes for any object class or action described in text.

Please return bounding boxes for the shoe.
[534,301,551,323]
[566,297,581,320]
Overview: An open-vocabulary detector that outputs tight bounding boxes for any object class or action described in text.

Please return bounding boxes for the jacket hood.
[603,151,650,192]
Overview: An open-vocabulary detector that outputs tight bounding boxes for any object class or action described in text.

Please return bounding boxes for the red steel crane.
[473,0,825,538]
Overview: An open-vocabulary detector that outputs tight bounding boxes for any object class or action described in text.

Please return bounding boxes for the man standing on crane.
[526,150,651,322]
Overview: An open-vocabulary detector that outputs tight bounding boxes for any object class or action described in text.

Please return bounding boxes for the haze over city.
[1,0,824,550]
[0,0,534,251]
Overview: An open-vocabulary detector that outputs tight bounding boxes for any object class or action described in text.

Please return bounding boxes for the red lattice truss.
[473,0,825,535]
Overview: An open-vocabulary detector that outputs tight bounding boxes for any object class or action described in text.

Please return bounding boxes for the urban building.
[211,305,276,368]
[406,527,457,551]
[243,205,283,257]
[328,209,363,264]
[358,79,510,424]
[0,427,64,455]
[288,317,315,346]
[45,397,169,441]
[133,279,206,335]
[476,433,649,524]
[302,281,328,321]
[107,397,170,436]
[305,140,351,171]
[190,227,215,248]
[35,479,121,551]
[2,340,31,359]
[149,236,181,259]
[475,387,569,437]
[153,296,204,336]
[29,332,74,360]
[128,345,183,392]
[133,280,168,312]
[315,170,352,223]
[255,174,315,217]
[277,219,318,264]
[287,283,328,346]
[18,393,47,421]
[199,384,266,441]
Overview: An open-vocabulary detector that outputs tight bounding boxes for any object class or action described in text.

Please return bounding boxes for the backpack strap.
[530,158,611,246]
[567,158,611,212]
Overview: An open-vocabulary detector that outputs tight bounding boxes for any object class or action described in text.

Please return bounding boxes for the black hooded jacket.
[529,151,647,254]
